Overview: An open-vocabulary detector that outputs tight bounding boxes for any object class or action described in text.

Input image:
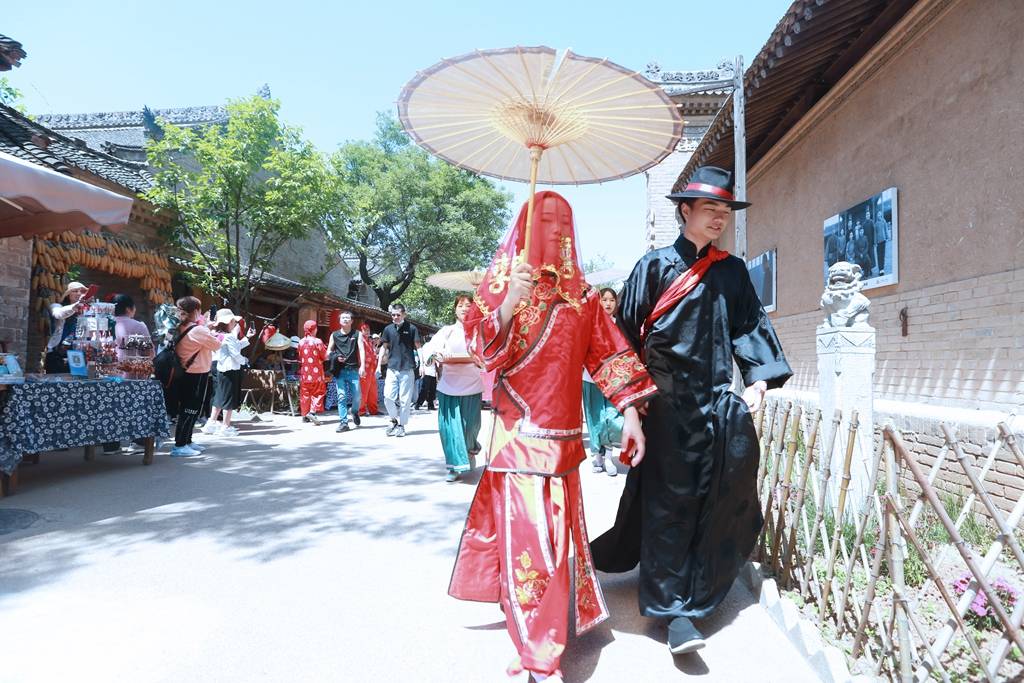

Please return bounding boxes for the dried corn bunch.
[31,231,176,310]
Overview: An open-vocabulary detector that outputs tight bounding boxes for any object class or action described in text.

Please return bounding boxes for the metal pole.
[729,55,748,396]
[733,55,746,260]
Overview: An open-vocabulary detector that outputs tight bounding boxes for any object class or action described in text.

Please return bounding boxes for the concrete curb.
[739,562,869,683]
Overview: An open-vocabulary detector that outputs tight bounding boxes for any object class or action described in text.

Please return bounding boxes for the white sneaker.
[190,443,207,452]
[219,426,239,437]
[603,458,618,477]
[201,422,219,435]
[169,445,200,457]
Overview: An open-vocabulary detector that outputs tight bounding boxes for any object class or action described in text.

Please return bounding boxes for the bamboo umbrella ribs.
[425,270,487,292]
[398,46,683,261]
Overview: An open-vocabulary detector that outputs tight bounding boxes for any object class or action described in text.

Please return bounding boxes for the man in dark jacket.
[592,166,792,655]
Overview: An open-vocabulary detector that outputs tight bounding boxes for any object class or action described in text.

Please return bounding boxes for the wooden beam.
[747,0,918,167]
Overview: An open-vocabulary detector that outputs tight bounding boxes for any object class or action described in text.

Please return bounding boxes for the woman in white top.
[425,294,484,482]
[205,308,253,437]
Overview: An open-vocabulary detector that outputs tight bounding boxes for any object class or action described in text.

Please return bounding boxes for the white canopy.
[0,150,135,239]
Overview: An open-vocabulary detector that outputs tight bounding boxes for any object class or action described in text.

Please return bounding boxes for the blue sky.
[5,0,791,270]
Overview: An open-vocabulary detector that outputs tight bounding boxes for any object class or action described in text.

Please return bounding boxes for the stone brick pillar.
[0,236,33,367]
[817,325,876,518]
[817,263,876,519]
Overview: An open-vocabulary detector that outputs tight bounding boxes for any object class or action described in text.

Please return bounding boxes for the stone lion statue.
[821,262,871,327]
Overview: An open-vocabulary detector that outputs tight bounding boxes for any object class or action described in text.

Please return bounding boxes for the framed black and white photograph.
[746,249,777,314]
[823,187,898,290]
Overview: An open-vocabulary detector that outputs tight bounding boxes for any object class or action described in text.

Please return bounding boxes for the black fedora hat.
[666,165,751,210]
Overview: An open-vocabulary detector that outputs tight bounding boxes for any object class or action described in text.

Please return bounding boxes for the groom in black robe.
[592,166,792,654]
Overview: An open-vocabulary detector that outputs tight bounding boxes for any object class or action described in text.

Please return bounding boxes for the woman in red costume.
[297,320,328,424]
[357,322,379,416]
[449,192,657,682]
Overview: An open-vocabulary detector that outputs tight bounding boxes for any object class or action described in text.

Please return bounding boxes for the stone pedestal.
[816,324,875,520]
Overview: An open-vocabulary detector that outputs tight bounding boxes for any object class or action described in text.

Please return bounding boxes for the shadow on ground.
[560,566,755,681]
[0,414,476,599]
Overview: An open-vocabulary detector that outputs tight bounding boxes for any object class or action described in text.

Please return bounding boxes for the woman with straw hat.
[44,281,93,373]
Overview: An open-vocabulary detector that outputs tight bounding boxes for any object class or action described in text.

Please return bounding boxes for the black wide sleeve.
[616,256,661,354]
[730,261,793,390]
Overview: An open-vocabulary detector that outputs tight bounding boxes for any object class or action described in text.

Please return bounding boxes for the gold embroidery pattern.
[559,236,575,281]
[533,281,555,301]
[513,551,550,613]
[534,630,566,663]
[516,305,542,329]
[575,558,597,614]
[593,353,647,394]
[472,292,491,316]
[488,253,512,294]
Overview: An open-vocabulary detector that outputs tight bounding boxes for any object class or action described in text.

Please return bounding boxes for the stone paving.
[0,410,820,682]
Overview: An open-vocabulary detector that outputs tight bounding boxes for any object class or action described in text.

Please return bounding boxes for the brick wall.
[771,268,1024,412]
[262,232,353,298]
[768,391,1023,520]
[645,148,691,251]
[644,123,713,251]
[0,236,32,367]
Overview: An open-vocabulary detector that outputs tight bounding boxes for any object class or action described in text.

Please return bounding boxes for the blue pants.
[336,369,361,422]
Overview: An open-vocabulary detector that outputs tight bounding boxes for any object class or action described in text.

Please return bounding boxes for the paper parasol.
[425,270,487,292]
[398,46,682,259]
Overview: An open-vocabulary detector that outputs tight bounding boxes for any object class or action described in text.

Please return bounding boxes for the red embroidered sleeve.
[465,306,516,373]
[583,294,657,412]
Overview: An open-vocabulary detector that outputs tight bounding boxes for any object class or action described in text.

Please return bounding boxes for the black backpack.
[154,324,200,389]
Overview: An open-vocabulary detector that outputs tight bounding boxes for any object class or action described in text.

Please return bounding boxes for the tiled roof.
[37,105,227,131]
[676,0,916,189]
[0,103,151,193]
[0,34,26,71]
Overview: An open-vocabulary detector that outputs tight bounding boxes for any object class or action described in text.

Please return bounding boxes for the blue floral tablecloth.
[0,379,171,474]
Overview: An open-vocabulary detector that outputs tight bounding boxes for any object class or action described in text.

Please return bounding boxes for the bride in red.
[449,192,656,682]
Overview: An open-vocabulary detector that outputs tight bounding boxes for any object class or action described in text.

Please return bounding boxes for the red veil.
[469,190,588,321]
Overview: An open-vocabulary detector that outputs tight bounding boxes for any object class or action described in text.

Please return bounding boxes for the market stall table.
[0,378,170,496]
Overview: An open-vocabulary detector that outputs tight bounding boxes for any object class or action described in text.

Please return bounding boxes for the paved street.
[0,410,818,683]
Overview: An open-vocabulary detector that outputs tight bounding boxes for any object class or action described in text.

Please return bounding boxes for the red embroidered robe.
[449,283,655,675]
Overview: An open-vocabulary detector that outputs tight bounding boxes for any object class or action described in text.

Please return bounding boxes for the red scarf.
[640,246,729,345]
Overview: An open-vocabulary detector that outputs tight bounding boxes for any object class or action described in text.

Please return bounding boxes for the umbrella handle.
[521,146,544,264]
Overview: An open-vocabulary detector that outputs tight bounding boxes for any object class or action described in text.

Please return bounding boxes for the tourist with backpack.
[168,296,221,457]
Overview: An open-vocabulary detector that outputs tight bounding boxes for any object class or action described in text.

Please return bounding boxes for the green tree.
[0,76,26,113]
[329,113,511,317]
[146,95,330,311]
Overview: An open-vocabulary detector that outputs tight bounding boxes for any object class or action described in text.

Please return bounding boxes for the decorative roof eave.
[0,34,26,71]
[646,60,734,118]
[0,103,152,194]
[673,0,919,192]
[37,105,228,131]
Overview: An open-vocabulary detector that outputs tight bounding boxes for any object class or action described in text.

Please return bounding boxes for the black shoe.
[336,422,350,433]
[351,409,360,427]
[427,404,435,410]
[668,617,706,655]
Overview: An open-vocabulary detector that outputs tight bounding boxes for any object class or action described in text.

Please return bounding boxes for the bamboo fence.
[754,399,1024,681]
